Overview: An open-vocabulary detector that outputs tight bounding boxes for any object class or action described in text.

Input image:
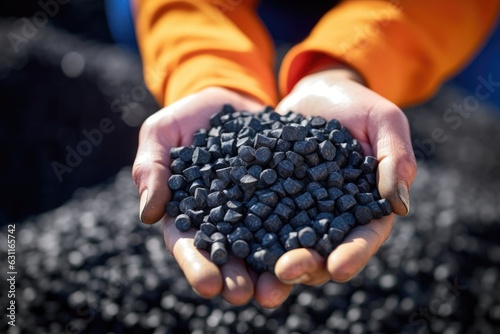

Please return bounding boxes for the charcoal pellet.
[256,190,279,207]
[262,233,278,247]
[326,118,341,131]
[298,226,317,248]
[294,140,316,155]
[192,147,211,165]
[295,192,315,210]
[221,132,236,142]
[355,192,375,205]
[334,150,348,167]
[282,125,306,141]
[179,146,194,162]
[343,183,360,196]
[305,153,320,167]
[281,197,296,210]
[179,196,197,213]
[165,201,180,217]
[253,228,267,243]
[186,209,205,227]
[208,144,223,159]
[312,218,330,235]
[277,160,295,178]
[283,177,303,195]
[238,145,256,163]
[318,140,336,161]
[245,195,258,208]
[215,167,232,183]
[231,240,250,259]
[189,179,205,195]
[217,222,234,234]
[307,207,318,219]
[207,191,226,208]
[315,234,334,258]
[247,166,263,180]
[274,202,294,220]
[194,230,213,250]
[244,213,262,231]
[307,163,328,182]
[342,168,362,182]
[372,188,381,200]
[223,119,243,133]
[247,118,263,131]
[331,212,356,233]
[284,231,300,251]
[221,139,236,155]
[170,158,186,174]
[168,175,187,191]
[173,190,189,202]
[263,214,283,233]
[255,147,272,165]
[270,182,287,198]
[328,227,345,245]
[249,202,272,219]
[170,147,182,159]
[268,243,285,262]
[227,227,253,243]
[225,200,243,213]
[260,169,277,186]
[312,188,328,201]
[316,212,335,221]
[230,166,246,184]
[290,210,310,228]
[207,136,221,147]
[269,152,286,168]
[366,201,384,219]
[317,200,335,212]
[200,222,217,236]
[211,242,228,265]
[377,199,393,216]
[210,179,227,192]
[326,161,340,173]
[269,128,282,138]
[224,209,243,223]
[240,174,258,199]
[199,165,214,187]
[347,138,362,153]
[237,126,256,139]
[329,129,345,144]
[211,231,226,243]
[294,163,308,179]
[236,137,253,149]
[354,205,373,225]
[175,214,192,232]
[275,138,292,152]
[348,151,364,168]
[336,194,357,212]
[209,206,225,224]
[254,133,277,150]
[286,151,304,166]
[356,179,371,193]
[278,223,294,238]
[363,172,377,186]
[223,185,243,200]
[192,131,207,146]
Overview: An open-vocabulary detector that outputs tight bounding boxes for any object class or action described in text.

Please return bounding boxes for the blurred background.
[1,1,499,333]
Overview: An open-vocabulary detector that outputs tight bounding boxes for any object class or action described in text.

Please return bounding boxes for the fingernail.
[281,274,311,285]
[139,189,148,222]
[397,181,410,215]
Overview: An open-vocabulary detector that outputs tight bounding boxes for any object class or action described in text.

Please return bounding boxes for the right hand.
[132,87,293,307]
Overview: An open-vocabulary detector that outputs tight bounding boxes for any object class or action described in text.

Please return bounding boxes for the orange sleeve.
[135,0,277,106]
[280,0,500,107]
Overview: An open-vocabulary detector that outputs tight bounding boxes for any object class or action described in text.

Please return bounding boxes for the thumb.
[369,106,417,216]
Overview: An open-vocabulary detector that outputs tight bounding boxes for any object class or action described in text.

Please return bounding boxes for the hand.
[132,87,292,307]
[273,67,417,285]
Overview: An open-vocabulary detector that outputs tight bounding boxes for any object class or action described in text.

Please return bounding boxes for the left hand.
[273,67,417,285]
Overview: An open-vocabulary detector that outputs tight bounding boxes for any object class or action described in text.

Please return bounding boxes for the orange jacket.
[135,0,499,108]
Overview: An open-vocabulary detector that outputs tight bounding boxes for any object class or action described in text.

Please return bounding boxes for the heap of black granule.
[166,105,392,273]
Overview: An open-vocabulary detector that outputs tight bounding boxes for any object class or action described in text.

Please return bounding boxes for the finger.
[163,218,223,298]
[254,272,293,308]
[368,106,417,216]
[327,215,394,282]
[274,248,330,286]
[220,256,254,305]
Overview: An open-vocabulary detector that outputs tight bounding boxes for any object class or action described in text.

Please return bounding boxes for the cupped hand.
[273,68,417,285]
[132,87,292,307]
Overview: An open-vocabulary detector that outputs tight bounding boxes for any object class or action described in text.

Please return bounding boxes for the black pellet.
[295,163,310,179]
[253,249,273,268]
[282,125,306,141]
[237,126,256,139]
[238,145,256,163]
[209,206,225,224]
[277,160,294,178]
[305,153,320,167]
[336,194,357,212]
[236,137,253,148]
[216,222,234,234]
[312,218,330,235]
[200,165,214,187]
[179,146,194,162]
[269,128,283,138]
[325,161,340,173]
[221,139,236,155]
[334,150,348,167]
[312,188,328,201]
[329,129,345,144]
[244,213,262,231]
[354,205,373,225]
[227,227,253,244]
[231,240,250,259]
[372,188,381,200]
[377,199,393,216]
[215,167,232,184]
[298,226,317,248]
[253,228,267,243]
[207,136,221,147]
[347,138,362,153]
[286,151,304,166]
[207,191,226,208]
[269,152,286,168]
[245,195,259,208]
[328,227,345,245]
[246,117,263,132]
[348,151,364,168]
[326,118,341,131]
[210,179,227,192]
[295,192,315,210]
[170,147,182,159]
[224,209,243,223]
[366,201,383,219]
[165,201,180,217]
[168,175,187,191]
[175,214,192,232]
[192,130,207,147]
[208,144,223,159]
[315,234,334,258]
[290,210,310,228]
[330,212,356,233]
[256,190,279,207]
[254,133,277,150]
[284,232,300,251]
[200,222,217,236]
[212,158,229,170]
[255,147,272,165]
[270,181,287,198]
[355,192,374,205]
[223,119,244,133]
[173,190,189,202]
[262,233,278,247]
[263,214,283,233]
[240,174,258,200]
[194,230,213,250]
[171,158,186,174]
[260,169,277,186]
[230,166,246,184]
[293,140,316,155]
[363,172,377,186]
[225,200,243,213]
[356,179,371,193]
[221,132,236,142]
[283,177,303,195]
[189,179,205,195]
[192,188,208,209]
[211,242,228,265]
[275,139,292,152]
[192,147,211,165]
[223,185,243,200]
[268,243,285,263]
[179,196,196,213]
[343,183,360,196]
[281,197,296,210]
[211,231,226,243]
[342,168,362,182]
[307,207,318,219]
[318,140,336,161]
[249,202,272,219]
[317,200,335,212]
[274,202,294,220]
[307,163,328,182]
[186,209,205,227]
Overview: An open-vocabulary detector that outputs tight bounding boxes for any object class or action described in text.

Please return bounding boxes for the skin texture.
[132,68,417,307]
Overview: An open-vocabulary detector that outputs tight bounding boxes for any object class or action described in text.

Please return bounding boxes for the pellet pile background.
[2,13,500,334]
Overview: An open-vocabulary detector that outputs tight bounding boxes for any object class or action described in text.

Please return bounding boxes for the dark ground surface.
[1,5,500,334]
